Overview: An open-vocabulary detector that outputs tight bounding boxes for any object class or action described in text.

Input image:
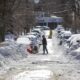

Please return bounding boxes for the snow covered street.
[0,30,80,80]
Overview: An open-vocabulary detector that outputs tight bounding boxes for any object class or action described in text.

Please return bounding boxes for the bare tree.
[0,0,35,41]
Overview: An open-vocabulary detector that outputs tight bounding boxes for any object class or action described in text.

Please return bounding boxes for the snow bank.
[69,47,80,60]
[0,41,28,69]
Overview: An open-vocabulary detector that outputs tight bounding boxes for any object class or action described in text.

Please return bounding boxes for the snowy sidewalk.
[12,30,66,80]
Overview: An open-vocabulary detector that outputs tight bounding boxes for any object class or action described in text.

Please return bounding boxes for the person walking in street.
[42,35,48,54]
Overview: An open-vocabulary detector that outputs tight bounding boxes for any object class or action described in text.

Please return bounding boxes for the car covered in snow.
[58,30,72,45]
[27,32,42,45]
[67,34,80,47]
[16,36,32,47]
[55,25,65,34]
[16,35,40,54]
[32,28,44,36]
[60,31,72,41]
[41,26,50,30]
[35,26,44,30]
[66,34,80,53]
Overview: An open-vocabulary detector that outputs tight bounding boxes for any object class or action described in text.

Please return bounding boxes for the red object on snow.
[27,47,32,53]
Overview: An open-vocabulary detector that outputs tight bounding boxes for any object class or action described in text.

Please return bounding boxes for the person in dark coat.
[42,35,48,54]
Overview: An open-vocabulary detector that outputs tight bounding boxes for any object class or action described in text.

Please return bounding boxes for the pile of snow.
[0,41,27,68]
[69,47,80,60]
[75,47,80,52]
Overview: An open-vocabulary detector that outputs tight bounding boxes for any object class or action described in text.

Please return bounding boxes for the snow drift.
[0,41,28,70]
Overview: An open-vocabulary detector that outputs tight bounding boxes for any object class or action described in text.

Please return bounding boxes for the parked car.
[25,34,39,45]
[16,36,39,54]
[58,30,72,46]
[55,25,65,34]
[35,26,44,30]
[27,32,42,45]
[32,28,44,36]
[16,36,32,45]
[66,34,80,53]
[67,34,80,47]
[41,26,50,30]
[60,31,72,41]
